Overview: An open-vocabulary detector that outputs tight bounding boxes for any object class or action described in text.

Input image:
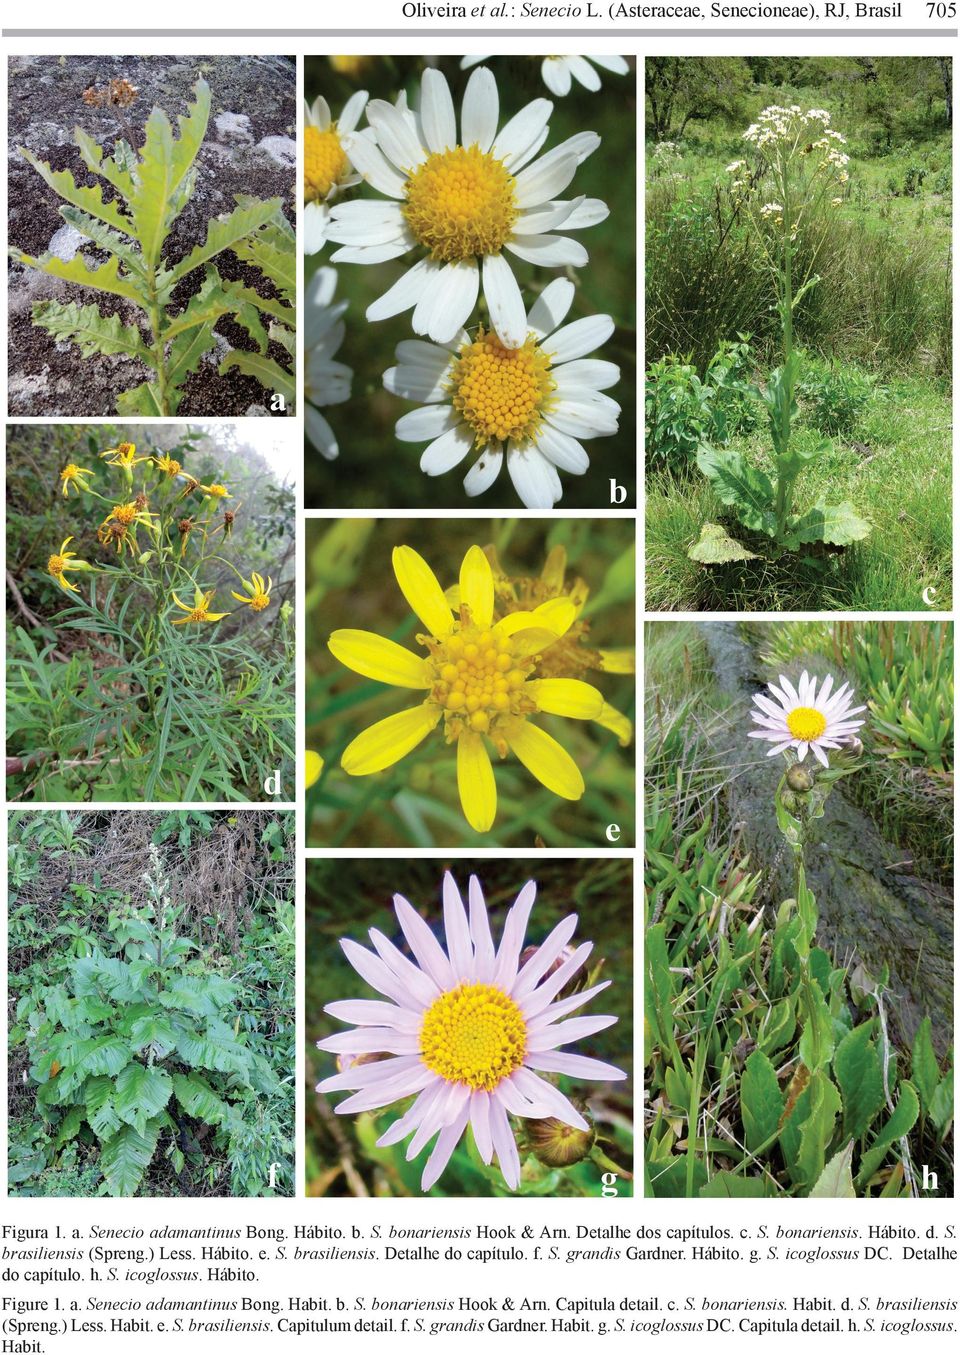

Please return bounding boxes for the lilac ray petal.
[492,880,537,988]
[368,928,441,1006]
[494,1072,554,1118]
[392,894,454,990]
[525,1050,626,1081]
[512,1067,590,1129]
[468,875,496,983]
[796,742,809,762]
[524,978,611,1027]
[376,1079,444,1148]
[469,1091,494,1163]
[317,1027,419,1056]
[317,1054,423,1093]
[525,1013,618,1051]
[512,914,579,999]
[340,937,426,1011]
[333,1066,437,1114]
[521,941,593,1016]
[812,744,830,768]
[442,870,474,980]
[488,1097,521,1190]
[325,998,421,1031]
[407,1081,469,1158]
[421,1103,471,1191]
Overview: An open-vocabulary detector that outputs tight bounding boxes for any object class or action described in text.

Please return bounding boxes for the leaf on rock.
[687,522,760,564]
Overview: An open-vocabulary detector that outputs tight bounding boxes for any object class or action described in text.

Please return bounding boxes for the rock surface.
[8,54,296,416]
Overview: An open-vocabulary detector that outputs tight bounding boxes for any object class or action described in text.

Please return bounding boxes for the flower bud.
[842,736,864,759]
[786,765,814,793]
[527,1115,595,1168]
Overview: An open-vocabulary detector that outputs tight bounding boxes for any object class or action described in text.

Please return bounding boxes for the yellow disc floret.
[305,125,348,202]
[427,623,533,738]
[786,706,827,742]
[403,145,518,262]
[449,329,555,448]
[420,982,527,1091]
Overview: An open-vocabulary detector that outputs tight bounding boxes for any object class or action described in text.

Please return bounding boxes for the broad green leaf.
[790,501,871,547]
[758,996,797,1057]
[809,1138,856,1198]
[163,198,282,292]
[910,1017,941,1115]
[114,1062,173,1136]
[127,1013,177,1053]
[696,444,776,535]
[159,975,234,1017]
[43,984,73,1028]
[100,1119,161,1196]
[856,1082,920,1190]
[13,250,142,303]
[220,350,294,404]
[928,1078,953,1136]
[85,1075,121,1140]
[116,381,166,416]
[798,977,834,1073]
[175,1025,251,1078]
[687,521,759,564]
[18,148,129,232]
[54,1105,84,1149]
[699,1172,773,1198]
[741,1049,785,1152]
[171,1071,228,1125]
[79,1037,130,1078]
[30,300,152,364]
[834,1022,884,1140]
[795,1070,841,1191]
[128,79,211,269]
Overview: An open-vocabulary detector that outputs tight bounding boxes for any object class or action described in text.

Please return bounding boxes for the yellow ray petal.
[459,544,494,629]
[392,545,454,638]
[527,678,604,720]
[599,648,636,674]
[457,730,497,833]
[595,701,633,747]
[508,627,565,659]
[329,629,432,688]
[305,751,324,788]
[506,722,585,800]
[341,704,441,776]
[529,597,577,636]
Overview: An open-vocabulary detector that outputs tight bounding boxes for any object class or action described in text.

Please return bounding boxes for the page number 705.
[927,3,956,15]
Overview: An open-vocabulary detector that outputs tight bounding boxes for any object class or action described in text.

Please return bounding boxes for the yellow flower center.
[62,464,81,480]
[429,624,531,735]
[185,606,208,622]
[449,329,555,447]
[250,594,270,612]
[48,554,65,576]
[305,125,347,202]
[419,982,526,1091]
[111,503,138,525]
[329,54,373,78]
[206,484,228,498]
[403,144,518,262]
[786,706,827,742]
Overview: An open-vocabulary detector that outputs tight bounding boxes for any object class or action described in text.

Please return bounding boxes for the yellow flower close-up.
[231,571,273,612]
[46,537,91,593]
[327,543,607,833]
[99,441,149,470]
[59,463,95,497]
[170,588,231,625]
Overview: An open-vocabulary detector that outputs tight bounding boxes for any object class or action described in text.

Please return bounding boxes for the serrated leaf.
[741,1049,785,1152]
[910,1017,941,1115]
[100,1119,161,1196]
[79,1037,130,1078]
[127,1013,177,1054]
[160,266,239,343]
[809,1138,856,1197]
[175,1024,252,1078]
[43,984,73,1029]
[18,147,129,232]
[54,1105,84,1150]
[798,978,835,1073]
[85,1075,121,1140]
[856,1082,921,1190]
[113,1062,173,1137]
[696,444,776,535]
[171,1071,228,1126]
[116,381,167,416]
[59,206,147,277]
[220,350,294,404]
[158,975,234,1017]
[225,280,295,326]
[834,1022,884,1140]
[14,249,142,302]
[30,299,152,364]
[73,129,137,201]
[790,501,871,546]
[128,79,211,269]
[795,1070,841,1191]
[688,522,760,564]
[163,198,282,292]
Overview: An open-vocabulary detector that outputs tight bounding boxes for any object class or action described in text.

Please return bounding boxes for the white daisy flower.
[748,671,866,768]
[326,65,606,348]
[461,54,630,98]
[303,91,369,255]
[305,267,351,461]
[384,278,619,509]
[316,870,626,1193]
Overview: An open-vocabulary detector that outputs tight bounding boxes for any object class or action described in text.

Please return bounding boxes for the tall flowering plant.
[689,106,871,565]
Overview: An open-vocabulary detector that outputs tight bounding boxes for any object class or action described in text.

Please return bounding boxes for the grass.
[646,375,952,612]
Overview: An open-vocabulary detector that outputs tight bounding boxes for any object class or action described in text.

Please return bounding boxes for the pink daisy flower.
[749,670,866,768]
[316,871,626,1192]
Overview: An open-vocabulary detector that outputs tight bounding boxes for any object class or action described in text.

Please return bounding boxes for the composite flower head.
[385,278,619,509]
[304,90,370,255]
[99,441,148,470]
[59,463,95,497]
[327,543,607,833]
[198,482,231,501]
[461,53,629,98]
[316,870,625,1192]
[749,670,866,768]
[305,266,352,461]
[151,452,182,478]
[46,537,90,593]
[96,500,157,555]
[326,66,607,347]
[231,571,273,612]
[170,587,231,625]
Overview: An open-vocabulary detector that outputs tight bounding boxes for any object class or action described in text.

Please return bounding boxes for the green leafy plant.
[796,350,877,436]
[13,846,287,1197]
[689,105,872,565]
[10,80,293,415]
[645,338,759,477]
